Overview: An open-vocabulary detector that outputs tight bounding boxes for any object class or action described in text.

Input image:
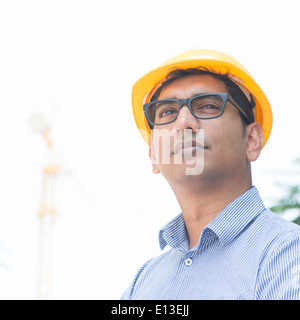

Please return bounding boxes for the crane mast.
[31,108,93,299]
[31,112,60,299]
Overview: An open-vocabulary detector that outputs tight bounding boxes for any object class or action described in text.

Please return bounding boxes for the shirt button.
[185,258,192,266]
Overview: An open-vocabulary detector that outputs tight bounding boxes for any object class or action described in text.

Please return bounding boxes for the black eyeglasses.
[143,93,252,127]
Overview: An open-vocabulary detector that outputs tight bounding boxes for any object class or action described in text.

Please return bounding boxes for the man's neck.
[171,179,252,249]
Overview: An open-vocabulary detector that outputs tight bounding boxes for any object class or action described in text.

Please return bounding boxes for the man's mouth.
[173,140,207,155]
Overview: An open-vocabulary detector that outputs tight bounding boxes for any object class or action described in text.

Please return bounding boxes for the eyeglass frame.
[143,93,251,127]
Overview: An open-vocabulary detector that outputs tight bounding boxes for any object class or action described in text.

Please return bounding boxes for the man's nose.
[174,105,200,132]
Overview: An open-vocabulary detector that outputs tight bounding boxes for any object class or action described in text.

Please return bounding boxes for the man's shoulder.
[257,208,300,238]
[120,249,177,299]
[253,208,300,259]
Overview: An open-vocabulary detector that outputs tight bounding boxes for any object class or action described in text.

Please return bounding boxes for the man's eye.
[201,104,219,109]
[160,108,177,118]
[195,104,221,112]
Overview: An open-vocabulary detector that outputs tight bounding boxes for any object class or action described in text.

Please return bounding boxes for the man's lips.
[173,140,207,154]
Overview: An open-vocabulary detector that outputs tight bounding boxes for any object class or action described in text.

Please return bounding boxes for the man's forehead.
[158,74,228,100]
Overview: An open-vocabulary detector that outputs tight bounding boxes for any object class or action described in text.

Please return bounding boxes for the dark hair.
[150,67,255,130]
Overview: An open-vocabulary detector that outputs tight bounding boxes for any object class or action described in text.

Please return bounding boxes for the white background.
[0,0,300,299]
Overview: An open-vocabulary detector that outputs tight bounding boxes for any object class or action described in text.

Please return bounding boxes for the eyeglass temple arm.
[250,94,256,109]
[229,94,256,123]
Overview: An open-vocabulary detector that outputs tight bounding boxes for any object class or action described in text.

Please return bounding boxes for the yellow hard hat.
[132,49,272,148]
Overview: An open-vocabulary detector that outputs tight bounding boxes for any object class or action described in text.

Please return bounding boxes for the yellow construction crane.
[30,106,93,300]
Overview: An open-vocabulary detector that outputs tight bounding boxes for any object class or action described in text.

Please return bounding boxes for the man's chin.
[160,163,207,183]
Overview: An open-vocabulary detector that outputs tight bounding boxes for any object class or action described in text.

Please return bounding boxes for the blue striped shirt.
[121,186,300,300]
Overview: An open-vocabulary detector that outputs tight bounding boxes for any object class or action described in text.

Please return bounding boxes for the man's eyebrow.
[158,92,211,100]
[154,96,177,101]
[155,100,177,108]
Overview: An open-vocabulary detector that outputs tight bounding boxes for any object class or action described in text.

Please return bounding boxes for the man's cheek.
[152,129,174,165]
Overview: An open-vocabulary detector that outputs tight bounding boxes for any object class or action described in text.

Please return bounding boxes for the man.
[121,50,300,300]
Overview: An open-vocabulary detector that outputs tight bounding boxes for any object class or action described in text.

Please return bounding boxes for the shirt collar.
[159,186,265,251]
[159,213,188,251]
[206,186,265,246]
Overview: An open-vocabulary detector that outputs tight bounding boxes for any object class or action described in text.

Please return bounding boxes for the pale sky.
[0,0,300,299]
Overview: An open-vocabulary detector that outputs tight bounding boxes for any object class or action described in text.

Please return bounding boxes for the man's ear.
[149,138,160,174]
[245,122,264,162]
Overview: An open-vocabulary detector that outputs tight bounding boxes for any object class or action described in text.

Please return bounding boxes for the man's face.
[149,74,257,187]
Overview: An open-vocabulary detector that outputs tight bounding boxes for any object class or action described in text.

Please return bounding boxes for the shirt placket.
[165,232,217,299]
